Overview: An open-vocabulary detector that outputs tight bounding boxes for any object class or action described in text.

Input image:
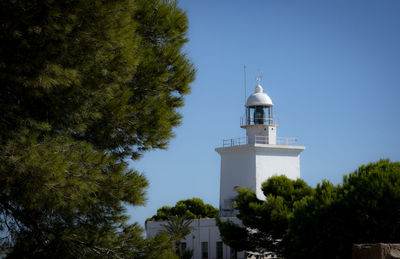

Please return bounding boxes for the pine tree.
[0,0,194,257]
[218,160,400,259]
[147,198,219,222]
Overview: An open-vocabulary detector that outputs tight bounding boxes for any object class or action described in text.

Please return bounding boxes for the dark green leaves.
[0,0,194,257]
[147,198,219,222]
[219,160,400,259]
[219,177,313,255]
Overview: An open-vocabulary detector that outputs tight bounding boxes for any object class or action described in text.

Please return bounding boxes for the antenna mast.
[244,65,247,105]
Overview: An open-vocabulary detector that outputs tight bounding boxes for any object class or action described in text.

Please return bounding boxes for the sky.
[128,0,400,227]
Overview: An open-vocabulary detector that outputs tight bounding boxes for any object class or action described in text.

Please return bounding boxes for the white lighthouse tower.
[147,78,306,259]
[216,81,305,217]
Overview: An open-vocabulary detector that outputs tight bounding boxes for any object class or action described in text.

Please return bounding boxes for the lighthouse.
[147,78,306,259]
[216,81,305,217]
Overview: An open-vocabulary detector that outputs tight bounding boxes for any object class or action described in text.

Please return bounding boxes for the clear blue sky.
[129,0,400,226]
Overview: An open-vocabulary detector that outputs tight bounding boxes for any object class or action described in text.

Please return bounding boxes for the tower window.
[201,242,208,259]
[224,199,233,210]
[216,241,223,259]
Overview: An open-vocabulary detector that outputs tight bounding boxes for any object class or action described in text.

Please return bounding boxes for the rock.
[353,243,400,259]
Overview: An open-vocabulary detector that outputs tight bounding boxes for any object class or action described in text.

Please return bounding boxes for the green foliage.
[0,0,194,257]
[219,176,313,255]
[216,218,251,252]
[219,160,400,259]
[161,215,194,259]
[284,159,400,259]
[283,181,340,259]
[178,247,194,259]
[149,198,215,258]
[147,198,219,222]
[138,232,179,259]
[162,215,194,241]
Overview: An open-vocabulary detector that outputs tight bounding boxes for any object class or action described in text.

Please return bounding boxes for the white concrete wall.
[216,144,305,205]
[216,146,256,216]
[245,125,277,144]
[254,145,304,200]
[146,218,245,259]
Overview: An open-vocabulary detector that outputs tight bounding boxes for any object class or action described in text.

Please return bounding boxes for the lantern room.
[241,83,278,145]
[243,84,276,126]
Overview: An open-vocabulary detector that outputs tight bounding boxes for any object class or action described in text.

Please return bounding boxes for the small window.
[202,242,208,259]
[224,199,233,210]
[230,247,237,259]
[216,241,223,259]
[181,242,186,250]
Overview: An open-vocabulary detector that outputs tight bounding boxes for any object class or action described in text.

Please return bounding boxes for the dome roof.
[245,84,273,107]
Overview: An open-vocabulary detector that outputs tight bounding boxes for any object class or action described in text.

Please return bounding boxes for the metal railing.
[222,136,297,147]
[240,116,279,126]
[222,137,247,147]
[276,137,297,145]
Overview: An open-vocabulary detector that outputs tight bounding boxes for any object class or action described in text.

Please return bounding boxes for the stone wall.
[353,243,400,259]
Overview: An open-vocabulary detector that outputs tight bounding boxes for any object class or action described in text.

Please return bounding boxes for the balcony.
[222,135,298,148]
[240,116,279,127]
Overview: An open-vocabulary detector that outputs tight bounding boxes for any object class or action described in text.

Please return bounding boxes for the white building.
[147,82,305,259]
[147,217,244,259]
